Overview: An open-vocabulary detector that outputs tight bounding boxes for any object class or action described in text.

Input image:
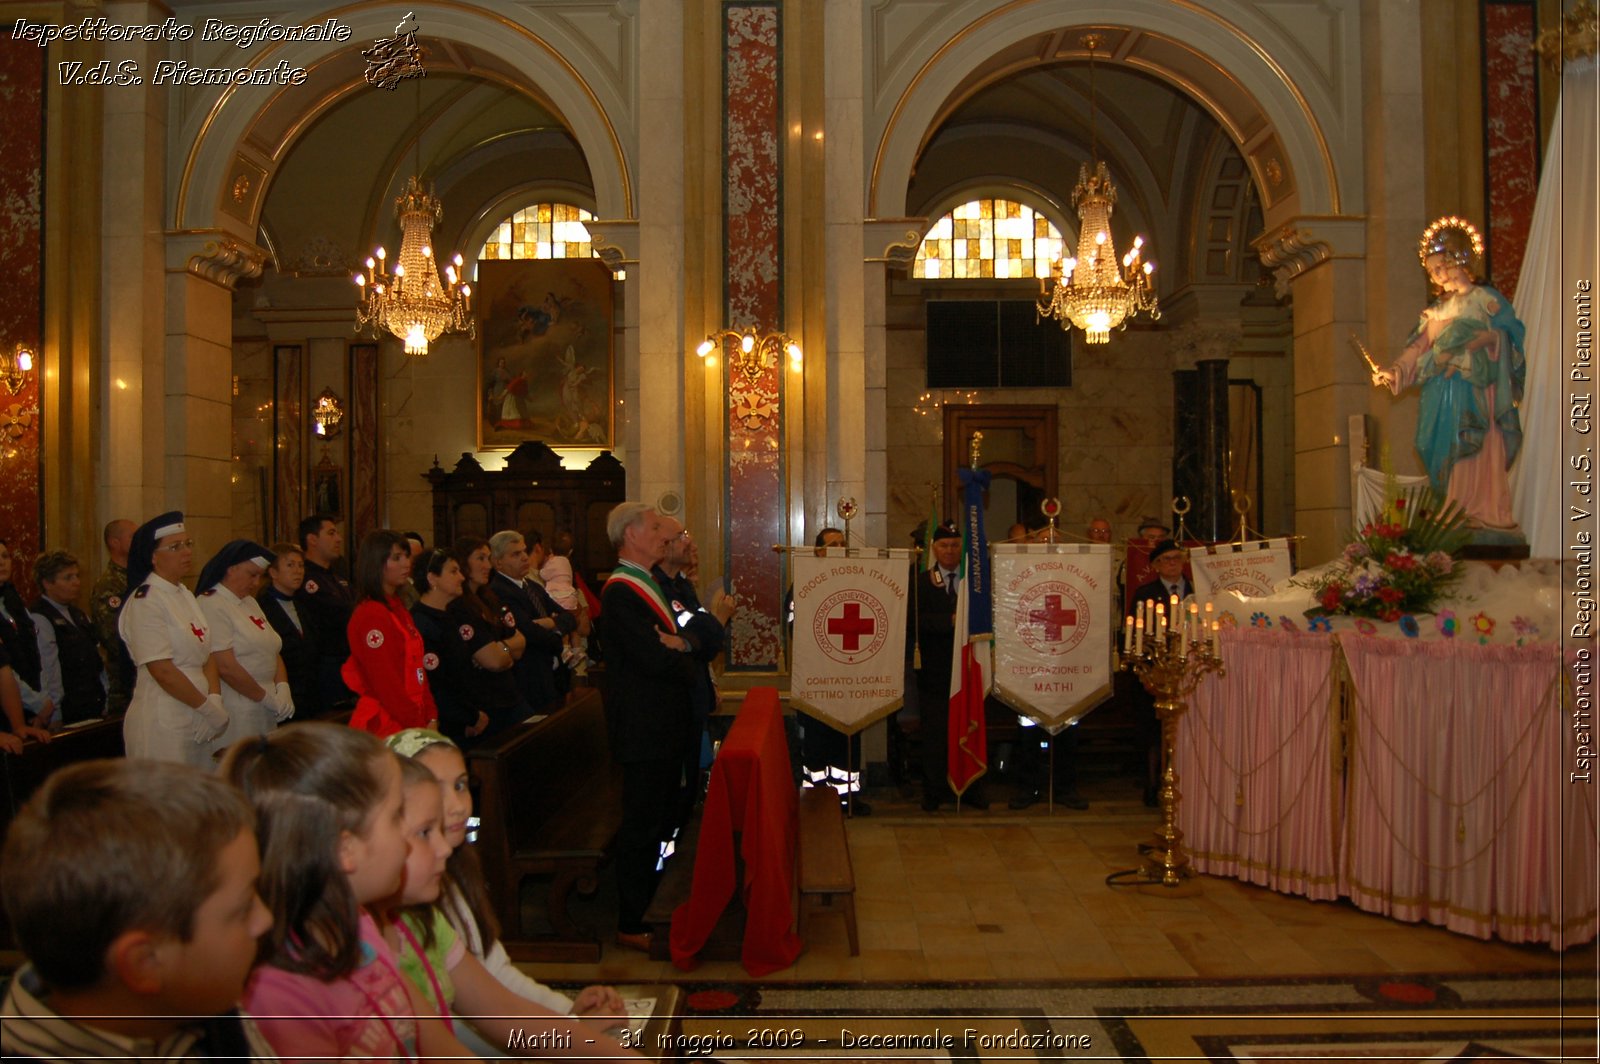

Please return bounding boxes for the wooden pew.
[466,689,623,962]
[796,785,858,955]
[0,717,127,949]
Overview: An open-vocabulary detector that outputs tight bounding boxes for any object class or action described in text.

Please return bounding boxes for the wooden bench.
[466,688,622,962]
[0,716,126,949]
[796,786,857,955]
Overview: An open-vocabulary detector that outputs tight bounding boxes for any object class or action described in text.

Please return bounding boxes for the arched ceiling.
[256,70,593,279]
[908,53,1251,290]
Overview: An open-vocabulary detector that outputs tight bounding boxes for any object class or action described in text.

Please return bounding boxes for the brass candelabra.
[1107,604,1224,890]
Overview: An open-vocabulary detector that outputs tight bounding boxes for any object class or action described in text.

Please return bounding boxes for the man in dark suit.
[294,514,354,711]
[599,502,700,952]
[487,529,572,714]
[257,543,321,720]
[1132,538,1194,605]
[913,521,990,812]
[652,516,735,828]
[1130,539,1193,804]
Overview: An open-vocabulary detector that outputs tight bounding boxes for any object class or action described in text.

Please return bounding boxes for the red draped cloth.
[670,686,802,975]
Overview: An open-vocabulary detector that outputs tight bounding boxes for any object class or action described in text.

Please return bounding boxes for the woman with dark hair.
[408,549,490,745]
[0,539,51,730]
[117,512,227,764]
[450,537,530,734]
[258,543,320,720]
[341,530,435,738]
[196,539,291,744]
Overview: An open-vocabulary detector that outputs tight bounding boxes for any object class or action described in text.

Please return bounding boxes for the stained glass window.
[912,198,1064,280]
[478,203,595,260]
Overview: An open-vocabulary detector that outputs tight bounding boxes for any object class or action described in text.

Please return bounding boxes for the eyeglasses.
[673,530,692,541]
[158,539,196,552]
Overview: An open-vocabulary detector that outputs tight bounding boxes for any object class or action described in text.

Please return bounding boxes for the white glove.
[271,680,295,722]
[193,693,229,744]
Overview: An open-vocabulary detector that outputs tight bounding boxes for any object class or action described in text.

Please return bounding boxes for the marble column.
[164,233,266,554]
[634,0,686,521]
[721,4,785,669]
[1256,217,1368,565]
[0,38,44,591]
[1171,359,1232,541]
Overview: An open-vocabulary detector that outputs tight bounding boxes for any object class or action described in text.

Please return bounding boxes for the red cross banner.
[991,543,1115,729]
[788,548,913,735]
[1187,538,1294,600]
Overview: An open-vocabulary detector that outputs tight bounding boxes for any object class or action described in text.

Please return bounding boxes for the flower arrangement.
[1299,476,1470,621]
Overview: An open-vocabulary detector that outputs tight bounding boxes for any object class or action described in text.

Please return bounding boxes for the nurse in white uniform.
[196,539,294,745]
[117,512,228,767]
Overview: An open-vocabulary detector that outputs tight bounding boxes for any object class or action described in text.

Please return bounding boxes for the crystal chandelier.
[1037,34,1159,344]
[354,175,475,356]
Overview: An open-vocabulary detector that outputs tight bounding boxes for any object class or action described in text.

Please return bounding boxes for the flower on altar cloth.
[1354,618,1378,636]
[1279,615,1300,632]
[1217,611,1238,629]
[1399,615,1420,638]
[1297,469,1468,622]
[1512,615,1538,641]
[1250,611,1271,629]
[1308,615,1333,633]
[1437,609,1458,638]
[1470,612,1494,639]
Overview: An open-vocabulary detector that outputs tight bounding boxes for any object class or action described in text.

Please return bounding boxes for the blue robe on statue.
[1390,284,1525,528]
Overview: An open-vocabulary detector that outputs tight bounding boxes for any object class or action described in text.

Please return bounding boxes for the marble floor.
[533,782,1595,988]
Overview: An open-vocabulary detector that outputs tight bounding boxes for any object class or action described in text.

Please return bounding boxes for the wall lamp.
[1,344,34,395]
[695,328,802,386]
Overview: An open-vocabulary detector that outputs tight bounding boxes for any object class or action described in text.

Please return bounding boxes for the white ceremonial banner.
[789,548,913,735]
[991,543,1114,729]
[1187,538,1294,600]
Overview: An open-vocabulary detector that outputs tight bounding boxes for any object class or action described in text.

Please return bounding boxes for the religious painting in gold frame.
[476,259,614,449]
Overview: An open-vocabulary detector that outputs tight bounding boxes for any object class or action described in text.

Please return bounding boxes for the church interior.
[1,0,1597,1057]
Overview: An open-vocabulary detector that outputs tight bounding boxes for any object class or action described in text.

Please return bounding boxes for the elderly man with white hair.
[598,501,700,952]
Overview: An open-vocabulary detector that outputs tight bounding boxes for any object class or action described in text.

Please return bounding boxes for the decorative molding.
[285,236,355,277]
[1535,0,1597,69]
[584,218,639,270]
[864,217,929,268]
[520,1,638,129]
[183,234,269,288]
[219,153,268,225]
[1251,215,1363,297]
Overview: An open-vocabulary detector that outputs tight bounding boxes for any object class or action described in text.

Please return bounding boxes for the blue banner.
[958,465,992,635]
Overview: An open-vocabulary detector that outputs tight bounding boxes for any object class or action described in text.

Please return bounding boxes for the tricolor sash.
[605,565,678,631]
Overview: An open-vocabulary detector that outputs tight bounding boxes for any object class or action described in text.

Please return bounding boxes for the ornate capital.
[864,217,929,269]
[1252,216,1365,297]
[583,219,639,273]
[172,231,268,288]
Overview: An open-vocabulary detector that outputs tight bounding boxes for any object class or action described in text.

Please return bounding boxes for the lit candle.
[1155,603,1165,643]
[1211,618,1221,661]
[1134,616,1144,655]
[1170,592,1180,618]
[1124,615,1134,651]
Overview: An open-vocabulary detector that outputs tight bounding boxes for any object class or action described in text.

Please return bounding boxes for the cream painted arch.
[867,0,1357,227]
[172,1,635,233]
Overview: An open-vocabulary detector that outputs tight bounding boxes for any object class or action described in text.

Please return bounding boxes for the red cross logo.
[827,601,877,651]
[1028,594,1078,642]
[304,580,318,594]
[810,588,890,665]
[365,629,384,649]
[423,652,439,671]
[190,624,206,642]
[250,615,266,630]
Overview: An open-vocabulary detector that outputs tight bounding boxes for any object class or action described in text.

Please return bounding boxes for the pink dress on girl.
[243,911,420,1061]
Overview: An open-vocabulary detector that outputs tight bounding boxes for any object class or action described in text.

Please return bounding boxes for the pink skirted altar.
[1179,604,1596,950]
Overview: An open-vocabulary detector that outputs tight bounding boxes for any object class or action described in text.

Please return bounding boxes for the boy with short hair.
[1,758,278,1061]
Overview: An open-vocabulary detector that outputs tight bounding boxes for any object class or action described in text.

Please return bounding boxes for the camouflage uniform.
[90,560,134,715]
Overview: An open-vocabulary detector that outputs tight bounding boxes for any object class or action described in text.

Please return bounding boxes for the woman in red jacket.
[343,530,436,737]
